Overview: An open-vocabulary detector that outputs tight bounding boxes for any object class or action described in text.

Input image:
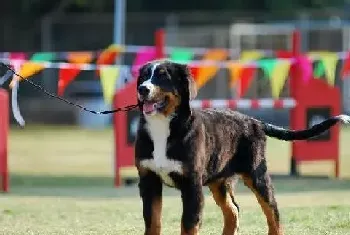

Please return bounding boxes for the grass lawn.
[1,125,350,234]
[1,184,350,235]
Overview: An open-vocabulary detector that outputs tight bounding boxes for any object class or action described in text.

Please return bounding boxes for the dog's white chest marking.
[140,115,183,187]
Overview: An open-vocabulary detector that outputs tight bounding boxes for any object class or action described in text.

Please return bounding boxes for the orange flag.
[96,45,124,76]
[195,49,228,89]
[67,52,93,64]
[227,62,242,87]
[17,62,45,79]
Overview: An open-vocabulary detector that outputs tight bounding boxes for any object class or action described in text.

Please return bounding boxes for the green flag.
[30,52,56,62]
[170,48,194,63]
[258,59,278,79]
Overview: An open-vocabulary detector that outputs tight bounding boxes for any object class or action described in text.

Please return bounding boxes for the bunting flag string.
[2,48,350,104]
[100,66,120,104]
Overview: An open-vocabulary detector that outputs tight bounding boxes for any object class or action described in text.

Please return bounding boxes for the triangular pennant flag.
[195,49,228,89]
[270,60,291,98]
[100,66,120,104]
[240,50,264,61]
[227,62,242,87]
[320,52,338,86]
[275,50,293,59]
[67,52,93,64]
[297,55,313,83]
[239,67,256,97]
[9,52,26,81]
[189,65,199,81]
[96,45,124,76]
[314,61,325,78]
[170,48,195,63]
[18,62,45,79]
[30,52,56,62]
[341,51,350,79]
[132,47,157,77]
[58,65,81,96]
[259,59,278,79]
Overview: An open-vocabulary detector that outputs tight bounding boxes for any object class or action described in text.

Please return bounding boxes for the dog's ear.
[174,63,197,101]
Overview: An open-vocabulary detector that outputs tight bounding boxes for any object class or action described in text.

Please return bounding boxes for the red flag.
[239,67,256,97]
[341,51,350,79]
[275,50,293,59]
[189,65,199,81]
[58,65,81,96]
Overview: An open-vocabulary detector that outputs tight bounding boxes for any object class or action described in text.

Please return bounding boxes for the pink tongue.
[143,102,156,113]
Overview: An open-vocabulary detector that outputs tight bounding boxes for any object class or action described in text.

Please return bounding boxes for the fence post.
[0,89,9,192]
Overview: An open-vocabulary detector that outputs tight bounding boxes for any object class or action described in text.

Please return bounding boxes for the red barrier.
[0,89,9,192]
[291,78,341,177]
[113,81,138,187]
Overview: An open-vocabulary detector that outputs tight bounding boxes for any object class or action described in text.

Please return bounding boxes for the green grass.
[1,186,350,235]
[2,125,350,234]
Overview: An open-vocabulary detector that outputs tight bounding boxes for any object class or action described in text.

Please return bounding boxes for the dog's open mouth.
[143,97,168,115]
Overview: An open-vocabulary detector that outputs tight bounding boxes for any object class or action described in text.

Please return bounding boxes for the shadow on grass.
[3,174,350,198]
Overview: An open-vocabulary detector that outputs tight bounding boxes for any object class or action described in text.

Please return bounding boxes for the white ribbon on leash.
[0,69,25,127]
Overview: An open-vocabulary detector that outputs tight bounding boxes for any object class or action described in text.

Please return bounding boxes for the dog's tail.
[262,114,350,141]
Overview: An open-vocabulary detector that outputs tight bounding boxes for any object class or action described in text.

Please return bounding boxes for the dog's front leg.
[139,170,163,235]
[180,175,204,235]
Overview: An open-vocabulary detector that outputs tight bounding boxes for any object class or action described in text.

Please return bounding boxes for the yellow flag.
[9,62,45,87]
[270,60,291,98]
[227,62,242,87]
[240,50,263,61]
[322,53,338,86]
[308,51,338,85]
[100,66,119,104]
[196,49,228,89]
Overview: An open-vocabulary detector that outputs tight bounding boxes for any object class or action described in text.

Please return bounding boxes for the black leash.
[0,62,138,116]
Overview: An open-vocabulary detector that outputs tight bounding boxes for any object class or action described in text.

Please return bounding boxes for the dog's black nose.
[138,85,150,96]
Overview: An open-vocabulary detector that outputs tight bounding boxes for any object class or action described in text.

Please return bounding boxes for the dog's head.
[137,60,197,117]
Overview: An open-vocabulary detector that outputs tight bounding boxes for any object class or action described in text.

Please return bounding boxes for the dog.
[134,59,350,235]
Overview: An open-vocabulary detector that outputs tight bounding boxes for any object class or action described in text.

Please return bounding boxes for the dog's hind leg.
[138,170,163,235]
[209,179,239,235]
[240,138,284,235]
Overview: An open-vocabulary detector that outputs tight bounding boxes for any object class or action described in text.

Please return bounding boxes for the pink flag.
[296,55,312,83]
[9,52,27,71]
[131,47,156,78]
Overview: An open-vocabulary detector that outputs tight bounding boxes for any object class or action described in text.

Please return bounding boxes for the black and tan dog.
[135,59,350,235]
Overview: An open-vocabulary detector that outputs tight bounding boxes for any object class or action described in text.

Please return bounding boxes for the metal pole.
[114,0,125,51]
